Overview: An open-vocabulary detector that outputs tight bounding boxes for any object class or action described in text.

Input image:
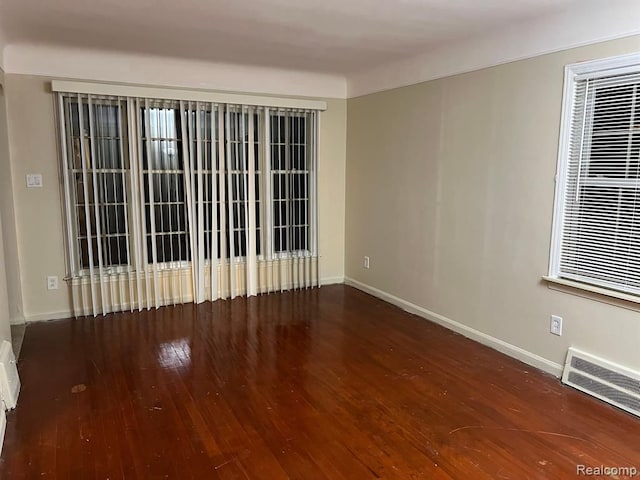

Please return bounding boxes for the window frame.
[548,52,640,300]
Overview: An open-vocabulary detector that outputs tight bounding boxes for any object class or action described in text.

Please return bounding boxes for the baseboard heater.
[0,340,19,454]
[562,347,640,418]
[0,341,19,411]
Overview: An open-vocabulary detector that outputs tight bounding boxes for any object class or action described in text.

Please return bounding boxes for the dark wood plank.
[1,285,639,479]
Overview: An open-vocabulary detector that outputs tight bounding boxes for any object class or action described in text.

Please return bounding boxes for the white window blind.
[550,56,640,297]
[55,85,321,317]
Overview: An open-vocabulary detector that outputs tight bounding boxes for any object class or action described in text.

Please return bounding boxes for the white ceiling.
[0,0,581,74]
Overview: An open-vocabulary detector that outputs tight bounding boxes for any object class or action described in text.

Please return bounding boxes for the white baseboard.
[23,279,345,322]
[344,277,563,378]
[24,311,73,323]
[9,315,25,326]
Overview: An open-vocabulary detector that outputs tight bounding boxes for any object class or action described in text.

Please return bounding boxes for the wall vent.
[0,341,20,410]
[562,347,640,418]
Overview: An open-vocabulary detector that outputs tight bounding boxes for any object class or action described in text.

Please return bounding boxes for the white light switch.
[26,174,43,188]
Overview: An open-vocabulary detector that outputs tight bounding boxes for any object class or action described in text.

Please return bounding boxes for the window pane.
[271,145,286,170]
[274,227,287,252]
[269,113,312,254]
[291,145,307,170]
[292,227,307,251]
[147,233,190,263]
[290,174,308,200]
[592,85,634,133]
[270,116,286,143]
[96,172,125,203]
[101,205,127,234]
[79,235,129,270]
[588,133,634,179]
[292,200,308,226]
[66,97,129,273]
[95,139,122,169]
[233,202,246,229]
[564,186,640,286]
[141,106,189,264]
[290,116,306,143]
[273,200,286,227]
[234,230,247,257]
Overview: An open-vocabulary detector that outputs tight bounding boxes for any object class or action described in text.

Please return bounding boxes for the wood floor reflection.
[1,285,639,479]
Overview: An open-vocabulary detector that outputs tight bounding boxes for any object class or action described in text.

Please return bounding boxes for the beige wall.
[0,69,14,343]
[3,75,346,320]
[319,99,347,282]
[346,35,640,373]
[0,213,12,344]
[0,69,24,325]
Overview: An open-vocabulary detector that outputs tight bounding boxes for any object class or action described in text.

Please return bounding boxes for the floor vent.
[0,341,20,410]
[562,347,640,418]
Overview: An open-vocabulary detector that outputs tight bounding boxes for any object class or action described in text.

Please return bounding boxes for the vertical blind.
[57,91,320,317]
[556,71,640,295]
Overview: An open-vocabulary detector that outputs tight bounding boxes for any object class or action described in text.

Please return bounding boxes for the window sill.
[542,276,640,311]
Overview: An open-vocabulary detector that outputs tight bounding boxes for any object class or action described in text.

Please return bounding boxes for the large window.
[549,54,640,297]
[59,94,317,278]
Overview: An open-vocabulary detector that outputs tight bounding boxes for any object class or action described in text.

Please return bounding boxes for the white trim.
[51,80,327,110]
[9,315,25,326]
[344,277,563,378]
[23,277,343,322]
[543,276,640,308]
[24,311,74,322]
[570,52,640,79]
[548,63,576,277]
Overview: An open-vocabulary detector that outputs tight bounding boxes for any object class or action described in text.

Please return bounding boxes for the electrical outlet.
[550,315,563,336]
[47,276,59,290]
[363,256,370,269]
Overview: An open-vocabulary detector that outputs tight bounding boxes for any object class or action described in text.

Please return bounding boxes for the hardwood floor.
[1,285,639,479]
